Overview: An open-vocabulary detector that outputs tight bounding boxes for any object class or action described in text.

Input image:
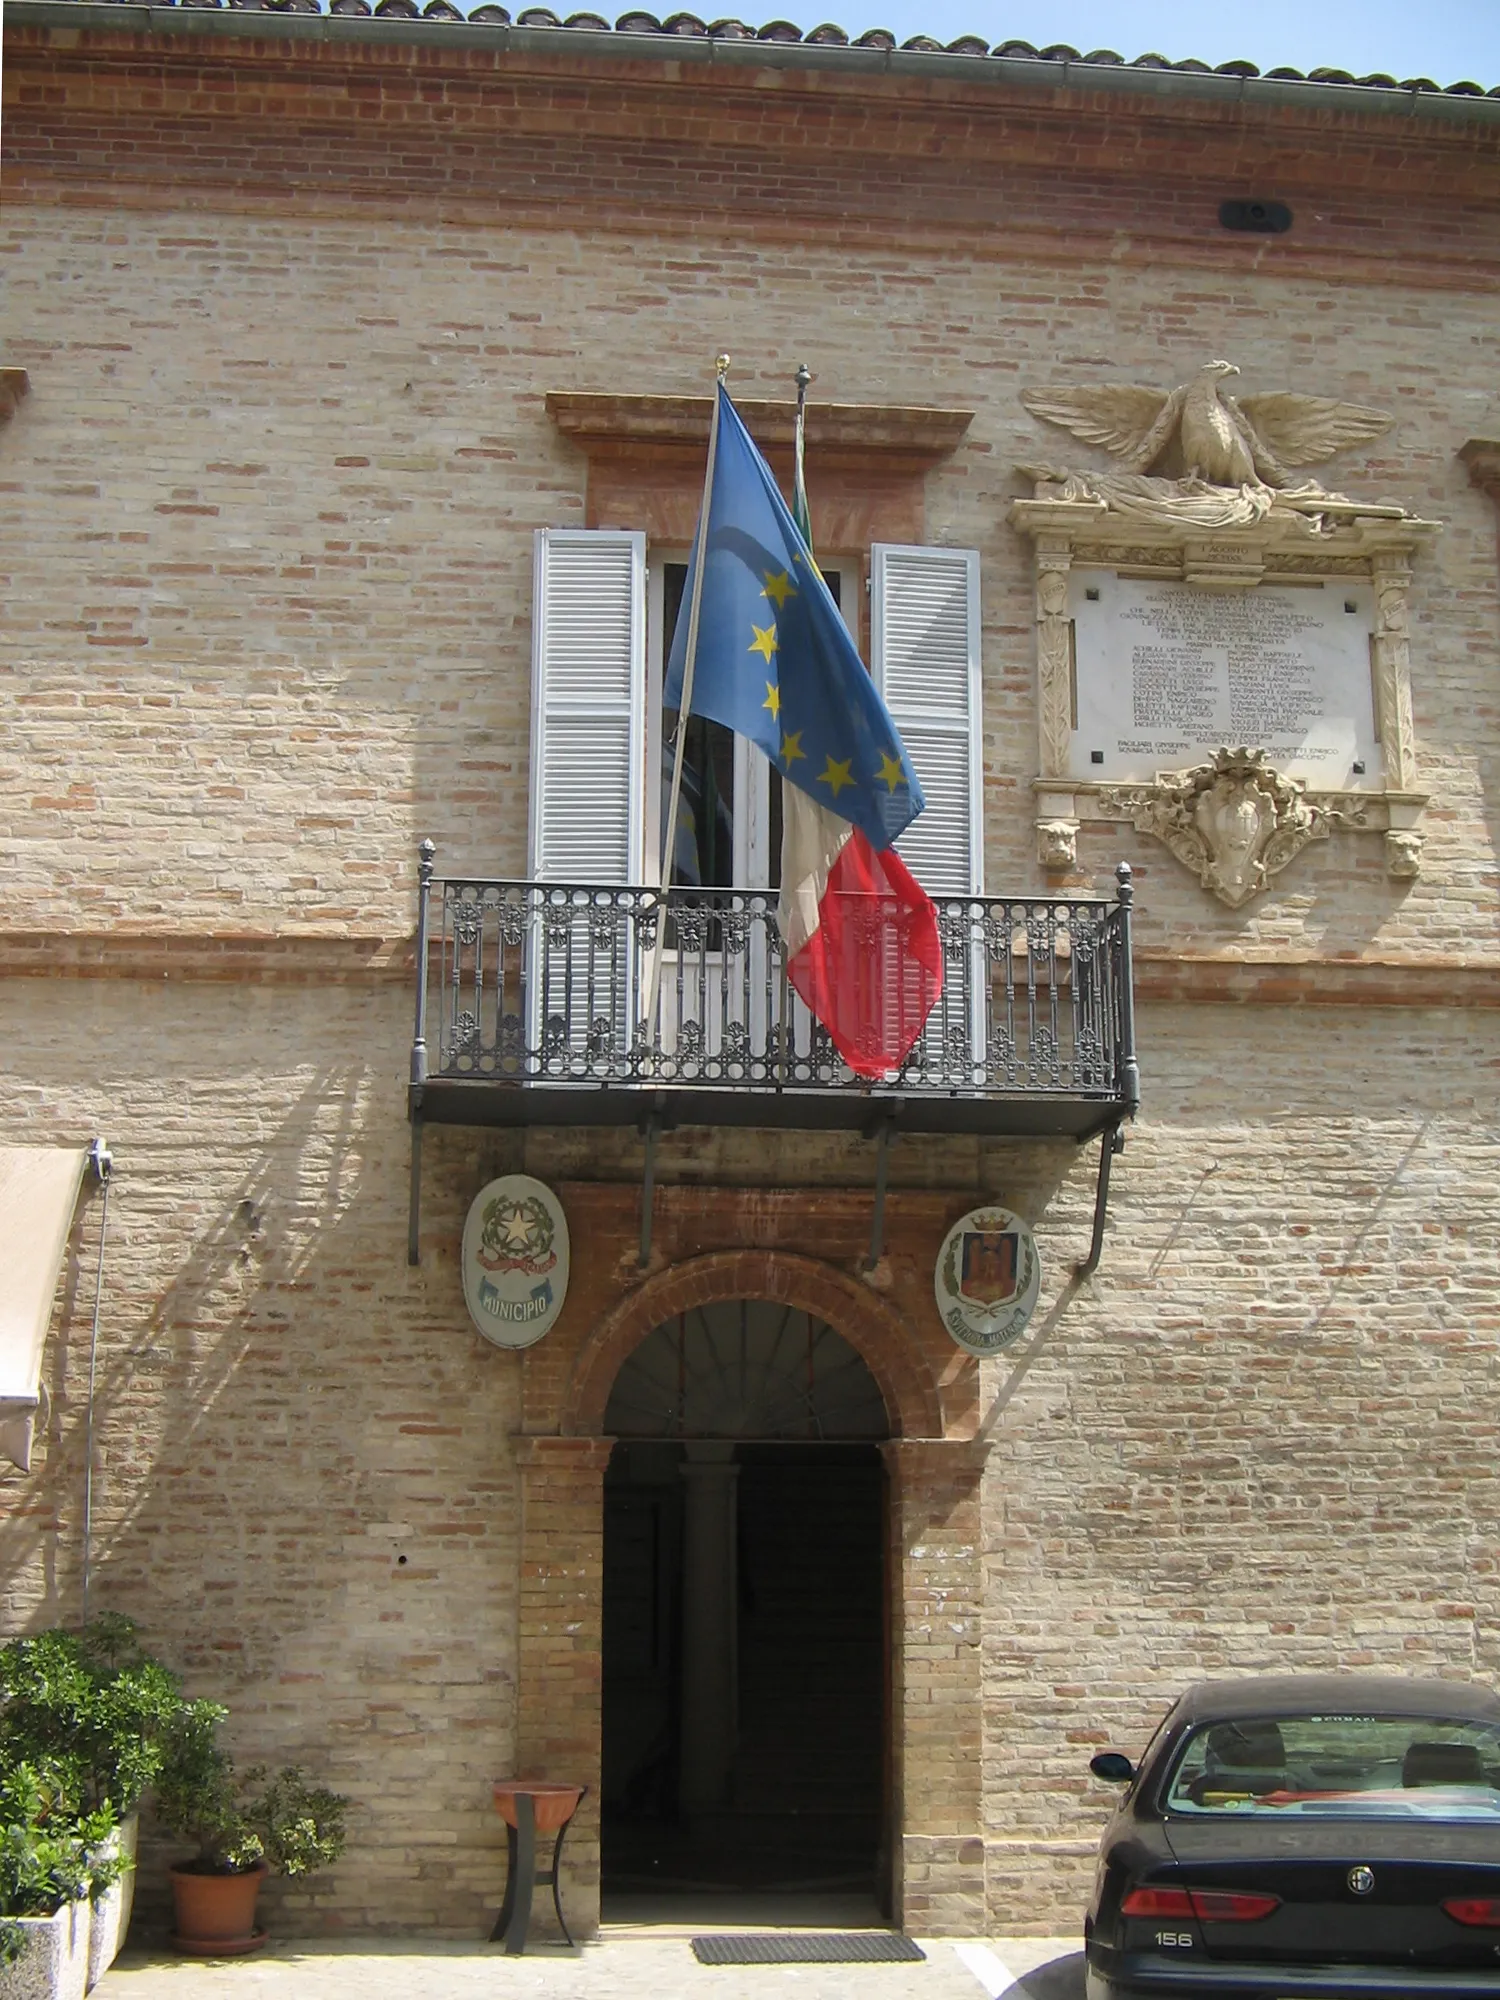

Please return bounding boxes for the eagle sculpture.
[1021,360,1392,490]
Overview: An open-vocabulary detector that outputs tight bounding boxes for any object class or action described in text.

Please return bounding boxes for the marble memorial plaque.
[1066,572,1381,790]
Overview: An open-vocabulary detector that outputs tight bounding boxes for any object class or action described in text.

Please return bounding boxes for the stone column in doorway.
[513,1434,615,1939]
[883,1439,988,1935]
[678,1443,740,1821]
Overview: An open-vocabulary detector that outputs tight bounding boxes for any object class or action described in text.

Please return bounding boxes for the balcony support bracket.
[1075,1119,1125,1280]
[407,1106,425,1267]
[638,1109,667,1269]
[862,1106,901,1271]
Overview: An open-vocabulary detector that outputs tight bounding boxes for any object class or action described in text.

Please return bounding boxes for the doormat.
[691,1933,926,1965]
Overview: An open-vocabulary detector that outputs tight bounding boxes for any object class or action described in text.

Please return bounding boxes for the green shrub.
[155,1703,348,1879]
[0,1618,348,1895]
[0,1616,182,1817]
[245,1766,347,1879]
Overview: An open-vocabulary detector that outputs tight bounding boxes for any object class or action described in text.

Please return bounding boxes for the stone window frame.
[537,389,984,900]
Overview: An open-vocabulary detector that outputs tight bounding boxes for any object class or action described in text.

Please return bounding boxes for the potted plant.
[0,1617,180,1990]
[154,1702,347,1955]
[0,1763,121,2000]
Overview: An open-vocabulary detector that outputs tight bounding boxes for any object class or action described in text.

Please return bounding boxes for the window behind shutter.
[870,544,983,898]
[529,529,646,883]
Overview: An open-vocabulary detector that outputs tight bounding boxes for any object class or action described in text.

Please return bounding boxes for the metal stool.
[489,1780,586,1954]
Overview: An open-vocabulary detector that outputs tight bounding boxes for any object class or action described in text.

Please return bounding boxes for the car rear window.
[1164,1714,1500,1818]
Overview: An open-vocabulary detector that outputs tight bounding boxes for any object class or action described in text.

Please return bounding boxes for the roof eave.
[7,1,1500,129]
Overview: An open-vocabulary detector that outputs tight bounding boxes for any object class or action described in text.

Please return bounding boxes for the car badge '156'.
[1348,1866,1375,1897]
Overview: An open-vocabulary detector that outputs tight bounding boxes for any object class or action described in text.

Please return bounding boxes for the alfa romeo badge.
[461,1174,570,1350]
[934,1204,1041,1356]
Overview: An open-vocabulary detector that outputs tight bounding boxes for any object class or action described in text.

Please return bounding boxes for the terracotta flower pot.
[168,1861,268,1957]
[491,1780,585,1834]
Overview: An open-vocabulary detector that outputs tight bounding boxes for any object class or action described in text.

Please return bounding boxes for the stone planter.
[85,1815,138,1994]
[0,1901,89,2000]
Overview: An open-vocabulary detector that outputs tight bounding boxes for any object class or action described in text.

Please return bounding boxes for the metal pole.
[1114,861,1141,1118]
[862,1110,898,1272]
[1075,1120,1125,1280]
[408,839,435,1267]
[793,361,811,537]
[776,361,812,1092]
[638,1113,660,1269]
[644,355,729,1039]
[411,838,435,1094]
[407,1117,424,1269]
[80,1139,113,1627]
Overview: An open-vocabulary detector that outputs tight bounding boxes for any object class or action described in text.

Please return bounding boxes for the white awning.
[0,1147,91,1473]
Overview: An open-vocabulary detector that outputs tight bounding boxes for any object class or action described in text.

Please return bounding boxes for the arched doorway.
[600,1301,891,1913]
[513,1240,986,1939]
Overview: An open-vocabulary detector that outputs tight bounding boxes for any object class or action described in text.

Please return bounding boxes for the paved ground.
[100,1931,1086,2000]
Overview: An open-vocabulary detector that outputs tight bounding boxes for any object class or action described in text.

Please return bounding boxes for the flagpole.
[793,361,811,536]
[643,352,729,1043]
[779,361,813,1092]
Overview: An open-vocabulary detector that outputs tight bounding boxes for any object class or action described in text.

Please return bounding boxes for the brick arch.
[563,1249,944,1439]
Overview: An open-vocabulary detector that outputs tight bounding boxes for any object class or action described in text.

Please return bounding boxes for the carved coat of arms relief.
[1097,748,1371,910]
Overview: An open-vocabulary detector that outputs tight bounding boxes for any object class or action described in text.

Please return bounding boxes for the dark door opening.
[600,1303,890,1907]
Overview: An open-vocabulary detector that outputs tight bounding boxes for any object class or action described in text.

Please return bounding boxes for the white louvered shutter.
[870,544,982,896]
[871,544,983,1081]
[529,529,646,882]
[529,529,646,1067]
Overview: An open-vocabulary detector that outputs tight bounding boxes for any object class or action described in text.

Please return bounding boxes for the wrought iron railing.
[409,845,1139,1124]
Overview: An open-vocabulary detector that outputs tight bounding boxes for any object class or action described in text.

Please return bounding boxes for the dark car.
[1085,1675,1500,1999]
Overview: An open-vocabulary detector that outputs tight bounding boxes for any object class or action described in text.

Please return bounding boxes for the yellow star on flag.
[876,750,906,793]
[762,680,781,719]
[761,570,797,609]
[780,730,806,767]
[819,755,854,799]
[749,622,779,664]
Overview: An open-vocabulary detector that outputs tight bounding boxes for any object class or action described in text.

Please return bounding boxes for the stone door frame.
[512,1243,988,1936]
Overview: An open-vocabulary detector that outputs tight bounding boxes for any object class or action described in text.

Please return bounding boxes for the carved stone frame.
[1008,496,1440,893]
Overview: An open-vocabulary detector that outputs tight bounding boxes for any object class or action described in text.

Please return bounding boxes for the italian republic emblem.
[476,1191,557,1277]
[461,1174,570,1350]
[935,1205,1041,1356]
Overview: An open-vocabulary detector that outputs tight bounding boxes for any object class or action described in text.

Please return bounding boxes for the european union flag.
[664,385,925,854]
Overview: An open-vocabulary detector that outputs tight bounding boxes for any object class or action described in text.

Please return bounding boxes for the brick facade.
[3,8,1499,1939]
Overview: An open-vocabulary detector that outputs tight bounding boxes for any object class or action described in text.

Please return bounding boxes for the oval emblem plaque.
[1348,1866,1375,1897]
[935,1205,1042,1356]
[461,1174,570,1351]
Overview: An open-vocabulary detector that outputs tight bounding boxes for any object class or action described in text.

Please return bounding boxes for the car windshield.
[1165,1713,1500,1818]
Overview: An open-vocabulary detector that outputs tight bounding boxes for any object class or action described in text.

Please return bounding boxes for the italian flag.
[778,410,942,1079]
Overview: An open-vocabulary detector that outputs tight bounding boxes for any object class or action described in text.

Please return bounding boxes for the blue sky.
[768,0,1500,87]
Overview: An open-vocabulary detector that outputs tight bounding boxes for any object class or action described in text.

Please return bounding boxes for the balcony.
[408,849,1139,1144]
